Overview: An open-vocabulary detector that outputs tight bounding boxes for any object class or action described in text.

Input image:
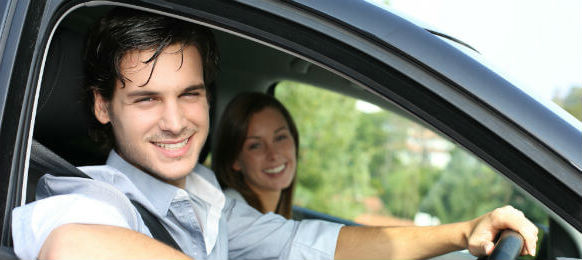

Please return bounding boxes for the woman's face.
[233,107,297,194]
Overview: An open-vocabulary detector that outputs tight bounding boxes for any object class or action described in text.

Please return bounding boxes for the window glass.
[275,81,548,226]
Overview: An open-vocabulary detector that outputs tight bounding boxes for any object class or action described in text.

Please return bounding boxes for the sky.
[369,0,581,102]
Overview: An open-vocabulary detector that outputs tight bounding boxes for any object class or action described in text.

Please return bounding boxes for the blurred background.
[372,0,581,121]
[275,0,580,227]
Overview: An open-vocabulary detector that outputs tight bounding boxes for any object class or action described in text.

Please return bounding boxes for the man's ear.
[232,159,241,172]
[93,90,111,124]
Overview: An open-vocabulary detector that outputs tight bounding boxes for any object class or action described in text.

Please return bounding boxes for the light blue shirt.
[12,150,343,260]
[223,188,246,204]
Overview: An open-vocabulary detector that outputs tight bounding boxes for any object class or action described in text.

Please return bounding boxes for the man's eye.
[135,97,155,103]
[182,92,201,97]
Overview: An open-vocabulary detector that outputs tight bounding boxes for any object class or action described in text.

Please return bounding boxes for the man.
[12,7,538,260]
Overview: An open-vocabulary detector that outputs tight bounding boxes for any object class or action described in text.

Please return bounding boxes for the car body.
[0,0,580,259]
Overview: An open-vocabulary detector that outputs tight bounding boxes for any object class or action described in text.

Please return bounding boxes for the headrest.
[34,27,108,166]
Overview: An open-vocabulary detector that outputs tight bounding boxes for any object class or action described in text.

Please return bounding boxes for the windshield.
[368,0,582,125]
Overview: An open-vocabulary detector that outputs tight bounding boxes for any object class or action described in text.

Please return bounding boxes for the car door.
[2,0,580,259]
[0,0,57,251]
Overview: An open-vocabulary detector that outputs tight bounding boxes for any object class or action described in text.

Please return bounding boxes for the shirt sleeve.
[11,176,141,260]
[224,198,344,260]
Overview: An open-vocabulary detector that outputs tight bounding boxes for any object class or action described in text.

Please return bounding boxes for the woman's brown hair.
[212,92,299,219]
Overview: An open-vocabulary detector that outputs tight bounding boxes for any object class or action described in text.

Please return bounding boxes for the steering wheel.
[481,230,525,260]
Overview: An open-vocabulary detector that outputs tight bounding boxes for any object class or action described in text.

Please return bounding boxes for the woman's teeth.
[264,164,285,174]
[156,138,188,150]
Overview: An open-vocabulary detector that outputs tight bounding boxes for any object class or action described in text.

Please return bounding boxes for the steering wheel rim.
[486,230,525,260]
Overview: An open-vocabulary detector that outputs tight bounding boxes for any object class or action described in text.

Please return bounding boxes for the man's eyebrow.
[126,90,159,98]
[125,84,205,98]
[183,84,206,92]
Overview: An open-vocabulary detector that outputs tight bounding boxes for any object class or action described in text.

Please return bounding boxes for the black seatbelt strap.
[130,200,181,251]
[30,140,183,251]
[30,140,90,179]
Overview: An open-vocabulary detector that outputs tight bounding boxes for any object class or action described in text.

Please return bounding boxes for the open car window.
[275,81,549,227]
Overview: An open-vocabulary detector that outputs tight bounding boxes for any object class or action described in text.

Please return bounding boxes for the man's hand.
[466,205,538,257]
[335,205,538,260]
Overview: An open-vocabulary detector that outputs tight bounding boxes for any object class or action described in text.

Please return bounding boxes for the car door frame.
[1,0,580,251]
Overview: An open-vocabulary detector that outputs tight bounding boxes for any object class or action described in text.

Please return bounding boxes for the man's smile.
[151,134,194,158]
[153,137,190,150]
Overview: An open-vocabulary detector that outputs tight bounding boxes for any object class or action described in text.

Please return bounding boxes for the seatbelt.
[29,140,182,251]
[30,140,91,179]
[130,201,181,250]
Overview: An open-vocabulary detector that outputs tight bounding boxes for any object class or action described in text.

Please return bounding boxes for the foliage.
[553,86,582,121]
[276,81,548,225]
[277,81,376,219]
[420,147,509,222]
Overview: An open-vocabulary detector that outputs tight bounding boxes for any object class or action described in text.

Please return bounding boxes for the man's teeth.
[156,138,188,150]
[264,164,285,174]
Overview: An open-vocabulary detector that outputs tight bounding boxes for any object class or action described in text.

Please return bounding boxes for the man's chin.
[133,157,192,186]
[155,162,195,176]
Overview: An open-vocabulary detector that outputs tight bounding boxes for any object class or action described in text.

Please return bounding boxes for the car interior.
[32,5,419,197]
[18,4,582,260]
[31,5,380,221]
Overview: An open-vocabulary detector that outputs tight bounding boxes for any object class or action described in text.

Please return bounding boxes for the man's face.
[94,44,208,188]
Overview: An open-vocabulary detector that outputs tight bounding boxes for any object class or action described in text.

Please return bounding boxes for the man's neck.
[113,149,189,189]
[165,178,187,189]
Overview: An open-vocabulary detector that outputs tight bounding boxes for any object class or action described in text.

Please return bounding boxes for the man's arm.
[38,224,191,260]
[335,206,539,260]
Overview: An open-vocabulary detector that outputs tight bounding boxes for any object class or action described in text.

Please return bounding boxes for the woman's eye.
[275,134,288,142]
[248,143,261,150]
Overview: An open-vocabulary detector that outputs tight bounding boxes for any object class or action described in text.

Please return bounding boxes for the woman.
[212,92,299,219]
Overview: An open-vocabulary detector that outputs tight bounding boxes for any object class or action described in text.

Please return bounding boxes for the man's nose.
[159,100,186,134]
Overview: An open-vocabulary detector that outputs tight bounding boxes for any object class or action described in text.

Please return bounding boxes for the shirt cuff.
[289,220,344,260]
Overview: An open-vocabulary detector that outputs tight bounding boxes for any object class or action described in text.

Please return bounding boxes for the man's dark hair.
[84,7,219,149]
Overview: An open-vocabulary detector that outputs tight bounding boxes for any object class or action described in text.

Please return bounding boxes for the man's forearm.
[334,206,538,259]
[334,220,472,260]
[38,224,191,260]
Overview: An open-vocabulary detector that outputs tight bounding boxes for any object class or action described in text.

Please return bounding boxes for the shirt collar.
[105,150,226,254]
[185,165,225,210]
[185,164,226,254]
[105,150,178,217]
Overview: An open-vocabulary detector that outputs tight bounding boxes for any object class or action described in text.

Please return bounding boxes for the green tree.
[419,147,547,224]
[419,147,511,223]
[276,82,377,219]
[553,86,582,121]
[277,82,444,220]
[276,81,548,225]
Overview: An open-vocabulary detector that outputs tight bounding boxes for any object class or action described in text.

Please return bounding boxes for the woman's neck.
[253,189,282,213]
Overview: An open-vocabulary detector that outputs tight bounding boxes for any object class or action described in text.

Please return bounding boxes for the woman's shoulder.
[223,188,248,204]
